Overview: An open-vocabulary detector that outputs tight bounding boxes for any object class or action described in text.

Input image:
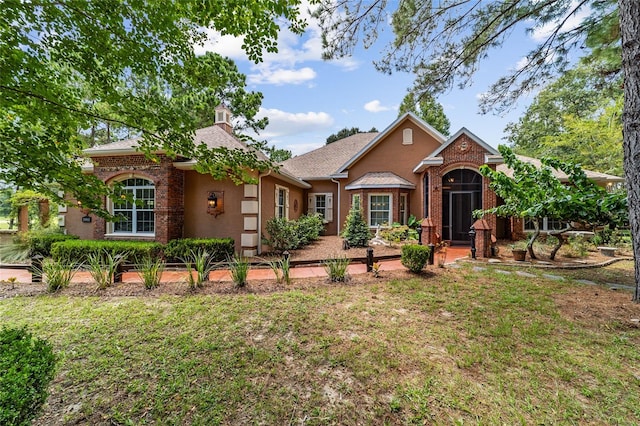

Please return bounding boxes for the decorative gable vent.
[402,128,413,145]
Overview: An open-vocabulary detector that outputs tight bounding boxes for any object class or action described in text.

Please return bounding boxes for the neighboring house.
[61,106,624,256]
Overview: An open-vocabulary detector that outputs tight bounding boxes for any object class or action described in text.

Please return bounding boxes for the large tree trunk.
[620,0,640,301]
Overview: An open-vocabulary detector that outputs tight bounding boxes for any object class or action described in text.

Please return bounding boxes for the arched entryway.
[441,169,482,244]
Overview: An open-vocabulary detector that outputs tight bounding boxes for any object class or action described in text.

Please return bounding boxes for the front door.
[441,169,482,244]
[450,192,474,242]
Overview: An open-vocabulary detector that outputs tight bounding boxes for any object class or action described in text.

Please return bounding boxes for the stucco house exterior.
[61,106,624,257]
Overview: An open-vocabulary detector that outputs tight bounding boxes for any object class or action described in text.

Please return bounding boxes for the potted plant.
[510,241,528,261]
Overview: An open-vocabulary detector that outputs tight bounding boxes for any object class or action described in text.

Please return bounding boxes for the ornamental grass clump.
[86,249,128,290]
[264,256,291,284]
[182,249,217,290]
[401,244,431,273]
[324,255,350,282]
[229,254,250,287]
[42,258,80,293]
[135,255,165,290]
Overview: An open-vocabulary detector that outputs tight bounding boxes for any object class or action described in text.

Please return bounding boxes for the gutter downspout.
[331,178,341,235]
[258,170,272,255]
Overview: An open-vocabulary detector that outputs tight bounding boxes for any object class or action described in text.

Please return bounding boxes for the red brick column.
[472,219,492,258]
[420,217,437,245]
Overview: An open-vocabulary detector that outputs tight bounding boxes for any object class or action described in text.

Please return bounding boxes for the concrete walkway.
[0,247,472,284]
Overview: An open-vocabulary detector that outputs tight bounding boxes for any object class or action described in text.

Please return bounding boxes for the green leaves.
[479,146,628,230]
[1,1,308,206]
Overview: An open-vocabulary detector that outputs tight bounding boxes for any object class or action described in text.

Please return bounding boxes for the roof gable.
[429,127,499,158]
[335,112,447,174]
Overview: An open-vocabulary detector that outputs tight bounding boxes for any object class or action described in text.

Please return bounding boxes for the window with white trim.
[399,193,408,225]
[275,185,289,219]
[308,193,333,222]
[352,194,361,211]
[110,177,155,235]
[369,194,392,227]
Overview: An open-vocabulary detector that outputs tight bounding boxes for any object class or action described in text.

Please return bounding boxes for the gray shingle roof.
[281,132,378,179]
[84,125,255,157]
[345,172,416,190]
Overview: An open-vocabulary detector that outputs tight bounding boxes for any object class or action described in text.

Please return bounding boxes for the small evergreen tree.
[342,207,370,247]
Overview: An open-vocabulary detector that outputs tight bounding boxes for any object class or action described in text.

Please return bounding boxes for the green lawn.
[2,264,640,424]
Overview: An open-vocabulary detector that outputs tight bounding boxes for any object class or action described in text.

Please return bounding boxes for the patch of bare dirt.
[553,287,640,329]
[271,235,403,262]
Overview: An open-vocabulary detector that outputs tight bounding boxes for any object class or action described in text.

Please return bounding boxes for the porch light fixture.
[207,191,224,217]
[207,192,217,209]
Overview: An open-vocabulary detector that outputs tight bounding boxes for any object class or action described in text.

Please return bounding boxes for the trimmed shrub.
[164,238,234,262]
[0,327,57,426]
[401,244,431,273]
[342,207,370,248]
[264,217,302,253]
[26,232,79,257]
[380,224,411,242]
[297,213,324,245]
[51,240,162,263]
[264,214,326,253]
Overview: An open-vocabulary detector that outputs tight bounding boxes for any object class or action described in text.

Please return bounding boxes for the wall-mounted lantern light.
[207,191,224,217]
[207,192,217,209]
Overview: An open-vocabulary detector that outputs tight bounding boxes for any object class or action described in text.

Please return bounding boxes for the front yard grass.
[2,263,640,424]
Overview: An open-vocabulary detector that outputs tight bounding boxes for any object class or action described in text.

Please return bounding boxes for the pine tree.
[342,207,370,247]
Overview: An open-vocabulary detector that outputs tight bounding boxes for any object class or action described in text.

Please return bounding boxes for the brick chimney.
[214,104,233,134]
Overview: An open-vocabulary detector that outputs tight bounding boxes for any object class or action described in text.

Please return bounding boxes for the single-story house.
[61,105,624,256]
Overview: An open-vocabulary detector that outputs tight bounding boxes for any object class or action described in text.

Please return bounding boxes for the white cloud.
[248,67,317,85]
[529,1,592,42]
[364,100,393,113]
[193,30,248,60]
[284,141,325,156]
[255,107,334,139]
[193,1,359,86]
[515,56,530,71]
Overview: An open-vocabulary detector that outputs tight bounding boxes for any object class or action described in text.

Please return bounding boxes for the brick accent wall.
[425,133,498,241]
[90,154,185,244]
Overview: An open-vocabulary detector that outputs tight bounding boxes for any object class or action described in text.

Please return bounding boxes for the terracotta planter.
[512,249,527,261]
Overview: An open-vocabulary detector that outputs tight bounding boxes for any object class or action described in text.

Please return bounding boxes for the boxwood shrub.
[11,231,80,258]
[164,238,235,262]
[0,327,57,426]
[51,240,163,263]
[401,244,431,273]
[263,214,325,253]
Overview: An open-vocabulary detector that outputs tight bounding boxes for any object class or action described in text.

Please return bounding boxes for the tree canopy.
[317,0,620,113]
[398,92,450,136]
[478,146,628,260]
[505,62,623,175]
[1,1,308,214]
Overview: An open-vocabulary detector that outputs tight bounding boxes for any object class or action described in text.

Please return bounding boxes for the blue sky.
[196,3,583,156]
